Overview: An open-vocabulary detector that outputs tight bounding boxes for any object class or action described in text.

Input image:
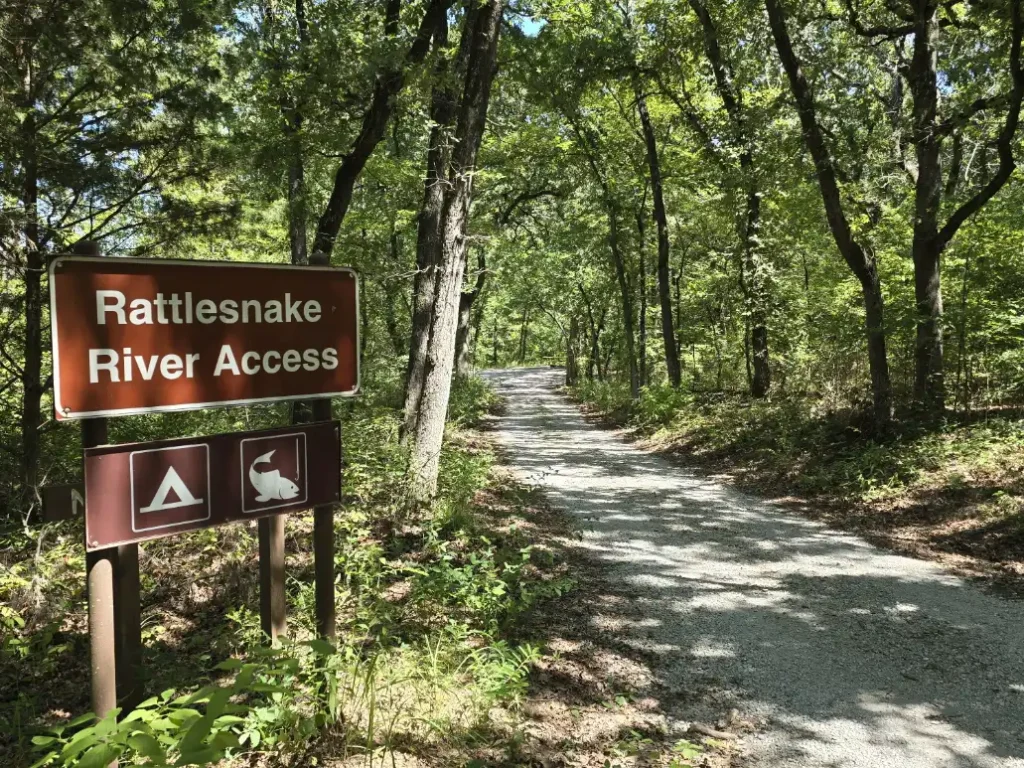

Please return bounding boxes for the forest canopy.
[2,0,1023,512]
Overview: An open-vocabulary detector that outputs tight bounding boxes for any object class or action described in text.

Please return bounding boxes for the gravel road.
[484,367,1024,768]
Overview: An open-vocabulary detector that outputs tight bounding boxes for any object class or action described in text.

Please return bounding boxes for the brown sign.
[83,421,340,551]
[41,483,86,523]
[49,257,359,421]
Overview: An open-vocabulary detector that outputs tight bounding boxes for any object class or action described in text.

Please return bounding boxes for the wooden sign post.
[48,251,358,726]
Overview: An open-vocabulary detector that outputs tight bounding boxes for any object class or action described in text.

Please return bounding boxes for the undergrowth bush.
[2,373,566,767]
[572,379,1024,509]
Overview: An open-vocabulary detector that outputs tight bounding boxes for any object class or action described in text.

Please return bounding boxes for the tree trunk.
[909,1,945,414]
[286,0,309,267]
[384,228,407,355]
[610,210,640,399]
[689,0,769,397]
[454,250,486,377]
[566,314,580,386]
[402,17,465,439]
[634,82,681,387]
[20,97,41,510]
[491,316,499,366]
[636,209,648,388]
[517,307,529,363]
[743,184,770,397]
[567,115,640,399]
[765,0,892,426]
[408,0,505,506]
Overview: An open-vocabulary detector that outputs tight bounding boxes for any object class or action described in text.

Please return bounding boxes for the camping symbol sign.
[83,422,339,551]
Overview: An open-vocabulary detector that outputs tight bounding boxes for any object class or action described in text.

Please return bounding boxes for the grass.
[0,373,573,767]
[573,379,1024,582]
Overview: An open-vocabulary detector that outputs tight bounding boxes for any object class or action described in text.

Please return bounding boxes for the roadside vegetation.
[0,373,576,768]
[574,380,1024,585]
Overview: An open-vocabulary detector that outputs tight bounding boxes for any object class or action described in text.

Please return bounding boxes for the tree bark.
[566,314,581,386]
[636,207,648,388]
[310,0,450,260]
[765,0,892,426]
[689,0,769,397]
[908,1,945,413]
[455,250,486,376]
[517,307,529,363]
[402,17,463,439]
[635,87,682,388]
[905,0,1024,415]
[20,57,41,510]
[286,0,308,267]
[408,0,505,506]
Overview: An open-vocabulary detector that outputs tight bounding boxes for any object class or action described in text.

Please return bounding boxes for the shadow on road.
[485,367,1024,768]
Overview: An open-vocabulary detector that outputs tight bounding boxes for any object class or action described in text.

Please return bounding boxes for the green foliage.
[575,382,1024,514]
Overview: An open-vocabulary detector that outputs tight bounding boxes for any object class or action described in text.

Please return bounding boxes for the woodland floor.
[484,367,1024,768]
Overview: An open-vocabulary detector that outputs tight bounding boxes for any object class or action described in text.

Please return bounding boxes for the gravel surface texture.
[484,367,1024,768]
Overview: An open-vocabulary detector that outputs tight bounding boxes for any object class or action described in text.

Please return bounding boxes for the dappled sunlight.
[485,367,1024,768]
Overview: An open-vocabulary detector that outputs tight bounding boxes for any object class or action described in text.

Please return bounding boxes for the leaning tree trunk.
[766,0,892,426]
[311,0,450,261]
[408,0,505,506]
[634,82,681,387]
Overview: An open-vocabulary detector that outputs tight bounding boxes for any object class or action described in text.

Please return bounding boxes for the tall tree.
[1,0,228,507]
[407,0,507,504]
[686,0,770,397]
[403,15,471,439]
[765,0,893,425]
[897,0,1024,412]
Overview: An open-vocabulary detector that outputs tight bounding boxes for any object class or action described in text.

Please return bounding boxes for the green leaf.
[306,639,336,656]
[66,712,99,729]
[180,715,214,754]
[61,729,99,760]
[128,733,165,761]
[77,743,123,768]
[31,736,57,746]
[206,687,231,720]
[212,715,245,726]
[167,708,203,724]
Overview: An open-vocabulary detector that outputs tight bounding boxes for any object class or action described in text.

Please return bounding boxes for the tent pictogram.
[140,466,205,513]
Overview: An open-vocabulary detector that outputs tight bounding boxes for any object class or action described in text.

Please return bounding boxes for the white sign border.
[49,256,361,421]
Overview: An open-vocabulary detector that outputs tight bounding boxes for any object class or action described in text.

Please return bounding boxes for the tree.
[765,0,893,425]
[407,0,507,505]
[1,0,230,507]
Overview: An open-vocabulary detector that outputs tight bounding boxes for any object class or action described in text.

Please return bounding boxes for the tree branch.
[938,0,1023,247]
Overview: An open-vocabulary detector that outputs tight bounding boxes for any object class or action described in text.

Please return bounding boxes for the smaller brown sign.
[41,483,86,523]
[84,422,340,551]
